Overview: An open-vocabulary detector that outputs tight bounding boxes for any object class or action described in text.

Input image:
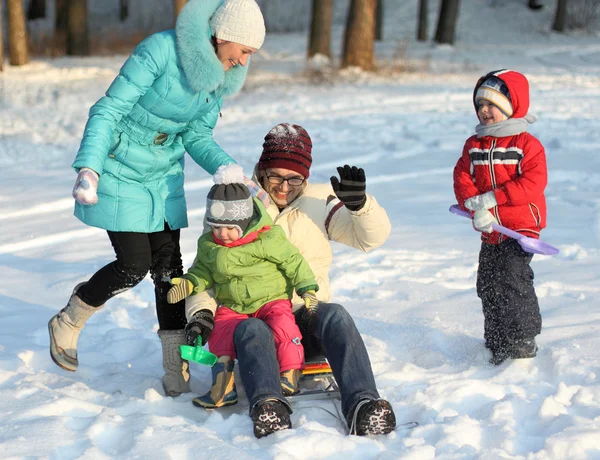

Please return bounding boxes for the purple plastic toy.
[449,205,559,256]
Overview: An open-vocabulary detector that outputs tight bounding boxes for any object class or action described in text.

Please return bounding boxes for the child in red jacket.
[453,69,547,365]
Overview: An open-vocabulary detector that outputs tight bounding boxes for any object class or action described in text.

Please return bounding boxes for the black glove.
[184,309,215,346]
[294,306,318,335]
[330,165,366,211]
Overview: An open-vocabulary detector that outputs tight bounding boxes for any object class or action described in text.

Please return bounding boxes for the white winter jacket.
[185,178,391,318]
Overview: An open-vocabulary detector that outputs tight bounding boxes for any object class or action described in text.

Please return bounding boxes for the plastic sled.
[286,356,341,403]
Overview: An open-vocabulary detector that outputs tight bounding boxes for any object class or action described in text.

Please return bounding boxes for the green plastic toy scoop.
[179,338,218,366]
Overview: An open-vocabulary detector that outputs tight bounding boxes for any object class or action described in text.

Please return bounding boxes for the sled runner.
[286,356,347,431]
[286,357,341,403]
[287,357,419,435]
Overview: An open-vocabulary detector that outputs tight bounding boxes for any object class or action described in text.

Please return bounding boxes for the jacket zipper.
[488,139,503,242]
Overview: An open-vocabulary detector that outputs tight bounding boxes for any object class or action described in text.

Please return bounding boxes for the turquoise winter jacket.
[72,0,248,232]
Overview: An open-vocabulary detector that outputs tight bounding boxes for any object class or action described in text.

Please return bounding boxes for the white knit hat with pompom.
[210,0,266,49]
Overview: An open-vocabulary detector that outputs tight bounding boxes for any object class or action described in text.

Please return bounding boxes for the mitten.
[330,165,367,211]
[465,191,497,211]
[301,290,319,314]
[167,277,194,304]
[184,309,215,345]
[243,175,271,208]
[473,209,498,233]
[72,168,99,205]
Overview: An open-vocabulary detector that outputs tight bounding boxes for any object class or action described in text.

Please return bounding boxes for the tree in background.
[27,0,46,20]
[417,0,428,41]
[173,0,187,22]
[308,0,332,59]
[54,0,89,56]
[7,0,30,66]
[55,0,67,53]
[375,0,383,41]
[434,0,460,45]
[120,0,129,22]
[66,0,89,55]
[0,0,3,71]
[554,0,599,31]
[553,0,568,31]
[342,0,377,71]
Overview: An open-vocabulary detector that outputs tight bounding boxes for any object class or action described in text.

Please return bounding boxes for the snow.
[2,0,600,458]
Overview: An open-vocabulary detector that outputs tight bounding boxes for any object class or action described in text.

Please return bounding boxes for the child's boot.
[280,368,301,396]
[158,329,191,397]
[193,356,237,408]
[48,283,101,372]
[489,347,510,365]
[486,335,511,366]
[510,338,537,359]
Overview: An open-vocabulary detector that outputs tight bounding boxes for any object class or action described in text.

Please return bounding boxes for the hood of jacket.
[243,198,274,235]
[473,69,530,119]
[175,0,249,96]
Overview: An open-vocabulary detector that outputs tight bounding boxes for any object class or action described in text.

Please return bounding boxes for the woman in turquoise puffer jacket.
[48,0,266,398]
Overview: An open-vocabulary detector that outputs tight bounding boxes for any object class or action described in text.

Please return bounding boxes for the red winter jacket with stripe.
[453,70,547,245]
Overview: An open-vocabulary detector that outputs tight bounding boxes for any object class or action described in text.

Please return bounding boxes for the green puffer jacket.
[183,199,318,314]
[72,0,248,232]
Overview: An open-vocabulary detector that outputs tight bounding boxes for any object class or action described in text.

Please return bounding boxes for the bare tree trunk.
[174,0,187,22]
[434,0,460,45]
[552,0,568,32]
[54,0,68,53]
[67,0,89,56]
[374,0,383,41]
[417,0,428,41]
[7,0,30,66]
[28,0,47,20]
[308,0,333,59]
[0,1,4,71]
[120,0,129,22]
[341,0,377,71]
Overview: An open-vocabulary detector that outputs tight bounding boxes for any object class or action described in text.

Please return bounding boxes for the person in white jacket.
[185,123,396,438]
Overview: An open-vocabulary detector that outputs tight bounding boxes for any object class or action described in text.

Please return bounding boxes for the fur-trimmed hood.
[176,0,249,96]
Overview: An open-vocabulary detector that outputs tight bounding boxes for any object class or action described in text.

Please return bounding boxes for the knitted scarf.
[476,114,537,138]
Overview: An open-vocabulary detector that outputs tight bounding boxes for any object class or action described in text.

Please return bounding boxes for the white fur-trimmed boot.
[48,283,101,372]
[158,329,191,397]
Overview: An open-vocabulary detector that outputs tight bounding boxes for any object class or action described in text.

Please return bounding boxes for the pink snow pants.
[207,299,305,373]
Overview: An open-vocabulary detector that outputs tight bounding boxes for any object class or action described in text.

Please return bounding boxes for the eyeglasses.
[265,174,305,186]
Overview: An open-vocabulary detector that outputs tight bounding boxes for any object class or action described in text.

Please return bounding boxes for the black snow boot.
[251,398,292,438]
[348,399,396,436]
[489,347,511,366]
[510,338,538,359]
[487,337,511,366]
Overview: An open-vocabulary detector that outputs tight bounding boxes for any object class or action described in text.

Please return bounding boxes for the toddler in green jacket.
[167,164,319,409]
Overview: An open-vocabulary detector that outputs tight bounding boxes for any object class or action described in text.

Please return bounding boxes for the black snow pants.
[76,222,187,331]
[476,239,542,351]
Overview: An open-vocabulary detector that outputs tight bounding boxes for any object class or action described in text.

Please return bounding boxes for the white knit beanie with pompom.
[210,0,266,49]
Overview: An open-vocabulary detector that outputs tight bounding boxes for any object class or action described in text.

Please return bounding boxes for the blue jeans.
[234,302,380,420]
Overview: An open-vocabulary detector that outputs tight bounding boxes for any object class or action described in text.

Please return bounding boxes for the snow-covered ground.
[1,1,600,458]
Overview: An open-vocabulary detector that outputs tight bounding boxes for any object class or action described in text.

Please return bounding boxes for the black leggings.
[76,223,187,331]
